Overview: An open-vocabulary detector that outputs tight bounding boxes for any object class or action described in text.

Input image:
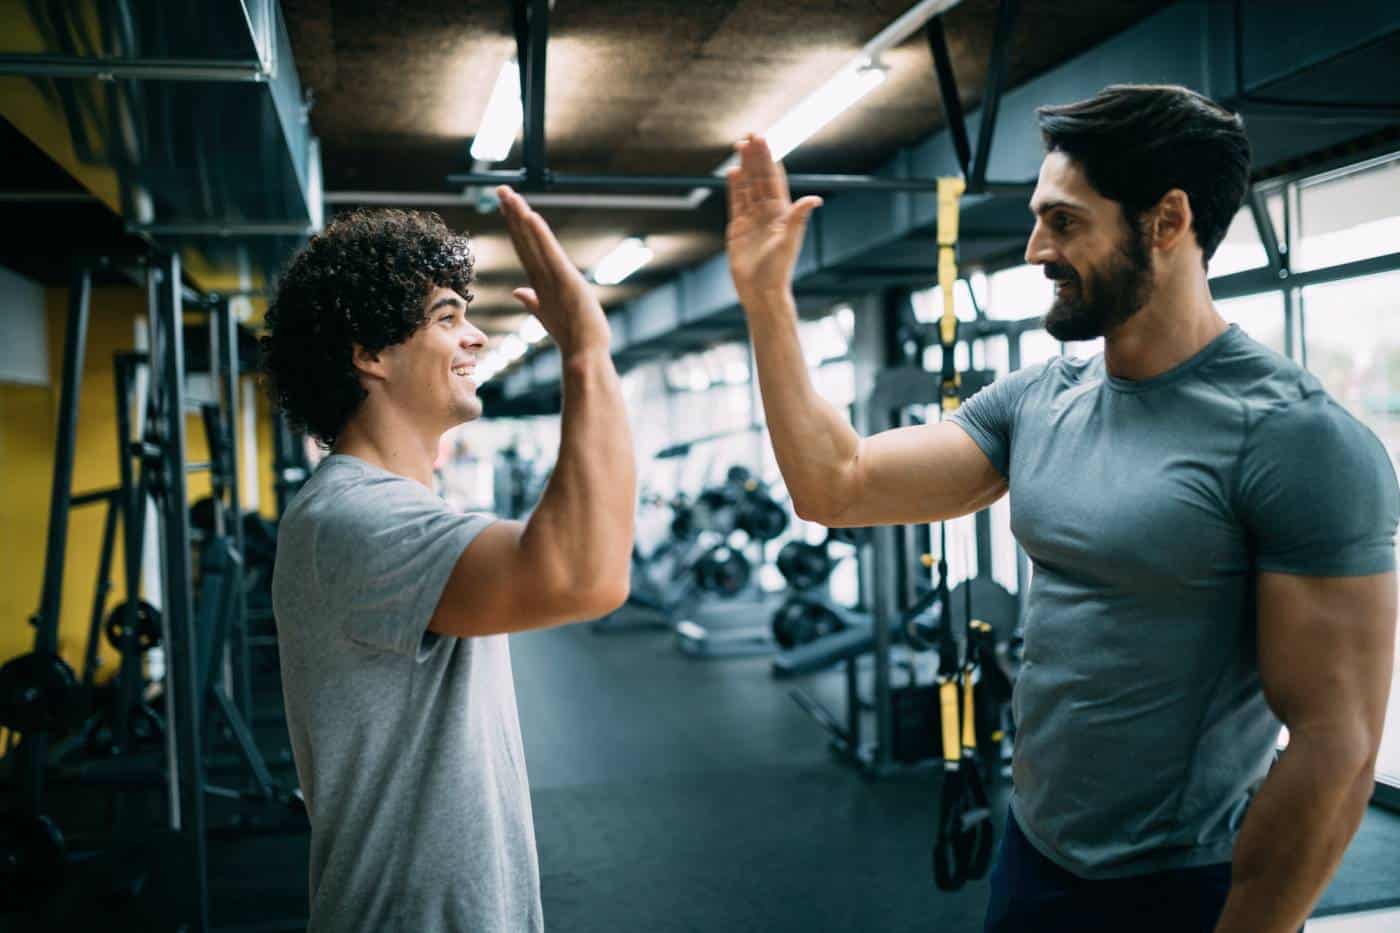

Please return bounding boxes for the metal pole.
[24,266,92,810]
[154,252,211,933]
[0,53,267,82]
[446,169,1035,195]
[969,0,1019,194]
[220,298,255,726]
[523,0,549,184]
[925,17,971,177]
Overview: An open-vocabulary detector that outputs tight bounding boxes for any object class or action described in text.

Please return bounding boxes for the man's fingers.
[497,187,549,283]
[728,166,755,218]
[512,287,540,314]
[790,196,823,227]
[725,166,744,220]
[740,135,788,206]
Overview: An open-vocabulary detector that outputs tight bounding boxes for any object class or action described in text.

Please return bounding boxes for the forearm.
[1215,733,1374,933]
[744,290,861,522]
[519,347,635,604]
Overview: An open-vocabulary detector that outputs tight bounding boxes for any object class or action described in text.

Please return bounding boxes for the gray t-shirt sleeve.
[949,360,1052,478]
[1238,395,1400,576]
[313,472,496,657]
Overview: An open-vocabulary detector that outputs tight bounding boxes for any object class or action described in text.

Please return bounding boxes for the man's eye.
[440,314,456,324]
[1052,215,1073,232]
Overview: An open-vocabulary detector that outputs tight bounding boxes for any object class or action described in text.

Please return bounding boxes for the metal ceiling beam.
[0,54,267,82]
[516,0,549,185]
[925,18,971,178]
[969,0,1019,194]
[448,169,1033,196]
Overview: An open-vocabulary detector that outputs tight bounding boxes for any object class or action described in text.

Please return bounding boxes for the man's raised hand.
[725,135,823,309]
[497,186,612,358]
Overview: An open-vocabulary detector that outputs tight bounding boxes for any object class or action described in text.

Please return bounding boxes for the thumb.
[788,196,823,230]
[512,287,540,314]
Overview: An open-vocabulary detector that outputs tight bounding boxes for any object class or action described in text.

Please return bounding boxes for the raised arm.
[727,134,1005,527]
[1214,570,1397,933]
[430,187,635,637]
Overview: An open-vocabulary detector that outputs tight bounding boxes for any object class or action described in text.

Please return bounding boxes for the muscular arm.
[730,136,1006,527]
[431,190,635,637]
[1214,571,1397,933]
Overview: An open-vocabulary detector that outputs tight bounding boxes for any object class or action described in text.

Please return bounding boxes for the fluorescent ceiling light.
[520,317,547,343]
[765,61,887,162]
[591,237,653,286]
[470,60,523,163]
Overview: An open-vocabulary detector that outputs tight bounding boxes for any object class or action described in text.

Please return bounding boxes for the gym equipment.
[0,653,86,737]
[103,601,162,652]
[770,597,854,650]
[776,541,835,592]
[692,545,752,597]
[3,256,303,929]
[0,811,66,910]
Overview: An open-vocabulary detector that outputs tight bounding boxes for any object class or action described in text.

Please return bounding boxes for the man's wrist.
[739,287,797,317]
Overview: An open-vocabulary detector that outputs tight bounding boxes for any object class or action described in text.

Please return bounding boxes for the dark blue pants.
[984,810,1303,933]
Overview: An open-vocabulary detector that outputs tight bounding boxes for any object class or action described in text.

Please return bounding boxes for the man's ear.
[1149,188,1195,255]
[351,343,388,382]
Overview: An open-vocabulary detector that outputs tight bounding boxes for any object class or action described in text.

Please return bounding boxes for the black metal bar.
[511,0,531,141]
[1233,98,1400,124]
[969,0,1019,194]
[522,0,549,184]
[447,169,1035,195]
[34,266,91,661]
[1247,189,1284,276]
[82,496,121,687]
[925,17,971,178]
[71,486,121,507]
[0,53,267,82]
[112,354,142,757]
[153,251,211,933]
[219,298,255,727]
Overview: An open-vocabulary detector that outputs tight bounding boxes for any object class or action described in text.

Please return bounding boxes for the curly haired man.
[260,190,634,933]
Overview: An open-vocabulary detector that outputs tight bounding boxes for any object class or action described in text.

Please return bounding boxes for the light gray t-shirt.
[273,454,543,932]
[951,324,1398,879]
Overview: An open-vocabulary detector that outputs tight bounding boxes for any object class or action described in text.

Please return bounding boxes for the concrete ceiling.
[282,0,1172,334]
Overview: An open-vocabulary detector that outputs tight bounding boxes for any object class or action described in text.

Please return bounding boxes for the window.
[1295,153,1400,273]
[1300,268,1400,785]
[1019,328,1061,368]
[1208,207,1269,279]
[988,263,1053,321]
[1217,292,1286,355]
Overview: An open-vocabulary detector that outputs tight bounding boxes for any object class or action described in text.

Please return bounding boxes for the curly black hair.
[260,209,474,448]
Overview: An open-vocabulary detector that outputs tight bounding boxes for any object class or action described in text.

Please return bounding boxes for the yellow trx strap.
[937,176,965,414]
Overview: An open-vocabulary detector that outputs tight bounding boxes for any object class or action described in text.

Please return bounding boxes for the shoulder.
[1200,327,1323,427]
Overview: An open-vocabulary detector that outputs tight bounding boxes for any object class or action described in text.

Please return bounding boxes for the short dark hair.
[260,209,474,448]
[1036,84,1251,263]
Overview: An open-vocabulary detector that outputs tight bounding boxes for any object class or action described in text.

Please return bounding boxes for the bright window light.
[766,61,887,161]
[500,335,528,361]
[470,60,523,163]
[520,317,547,343]
[592,237,653,286]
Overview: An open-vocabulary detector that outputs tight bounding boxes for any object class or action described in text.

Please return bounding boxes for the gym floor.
[11,612,1400,932]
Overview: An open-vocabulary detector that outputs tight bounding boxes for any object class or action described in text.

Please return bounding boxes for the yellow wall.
[0,285,244,675]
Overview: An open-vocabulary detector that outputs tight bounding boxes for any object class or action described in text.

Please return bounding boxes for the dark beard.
[1043,226,1153,341]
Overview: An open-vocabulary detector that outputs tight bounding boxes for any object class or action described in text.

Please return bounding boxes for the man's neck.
[1103,270,1227,382]
[333,414,440,489]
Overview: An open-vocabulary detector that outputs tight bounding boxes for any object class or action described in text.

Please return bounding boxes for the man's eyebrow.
[1029,198,1088,217]
[428,295,467,313]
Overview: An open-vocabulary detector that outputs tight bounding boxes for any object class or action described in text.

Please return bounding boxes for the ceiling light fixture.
[765,61,889,162]
[470,59,523,163]
[591,237,653,286]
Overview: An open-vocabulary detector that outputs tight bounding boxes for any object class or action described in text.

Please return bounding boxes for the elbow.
[583,578,630,619]
[791,495,833,526]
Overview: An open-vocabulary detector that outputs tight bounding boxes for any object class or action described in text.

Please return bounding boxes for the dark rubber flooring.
[4,613,1398,931]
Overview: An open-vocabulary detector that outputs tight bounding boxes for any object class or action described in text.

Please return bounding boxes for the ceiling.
[280,0,1172,334]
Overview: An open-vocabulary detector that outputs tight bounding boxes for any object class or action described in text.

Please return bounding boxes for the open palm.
[725,136,822,306]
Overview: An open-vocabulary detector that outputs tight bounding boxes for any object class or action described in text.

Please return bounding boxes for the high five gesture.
[725,135,824,308]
